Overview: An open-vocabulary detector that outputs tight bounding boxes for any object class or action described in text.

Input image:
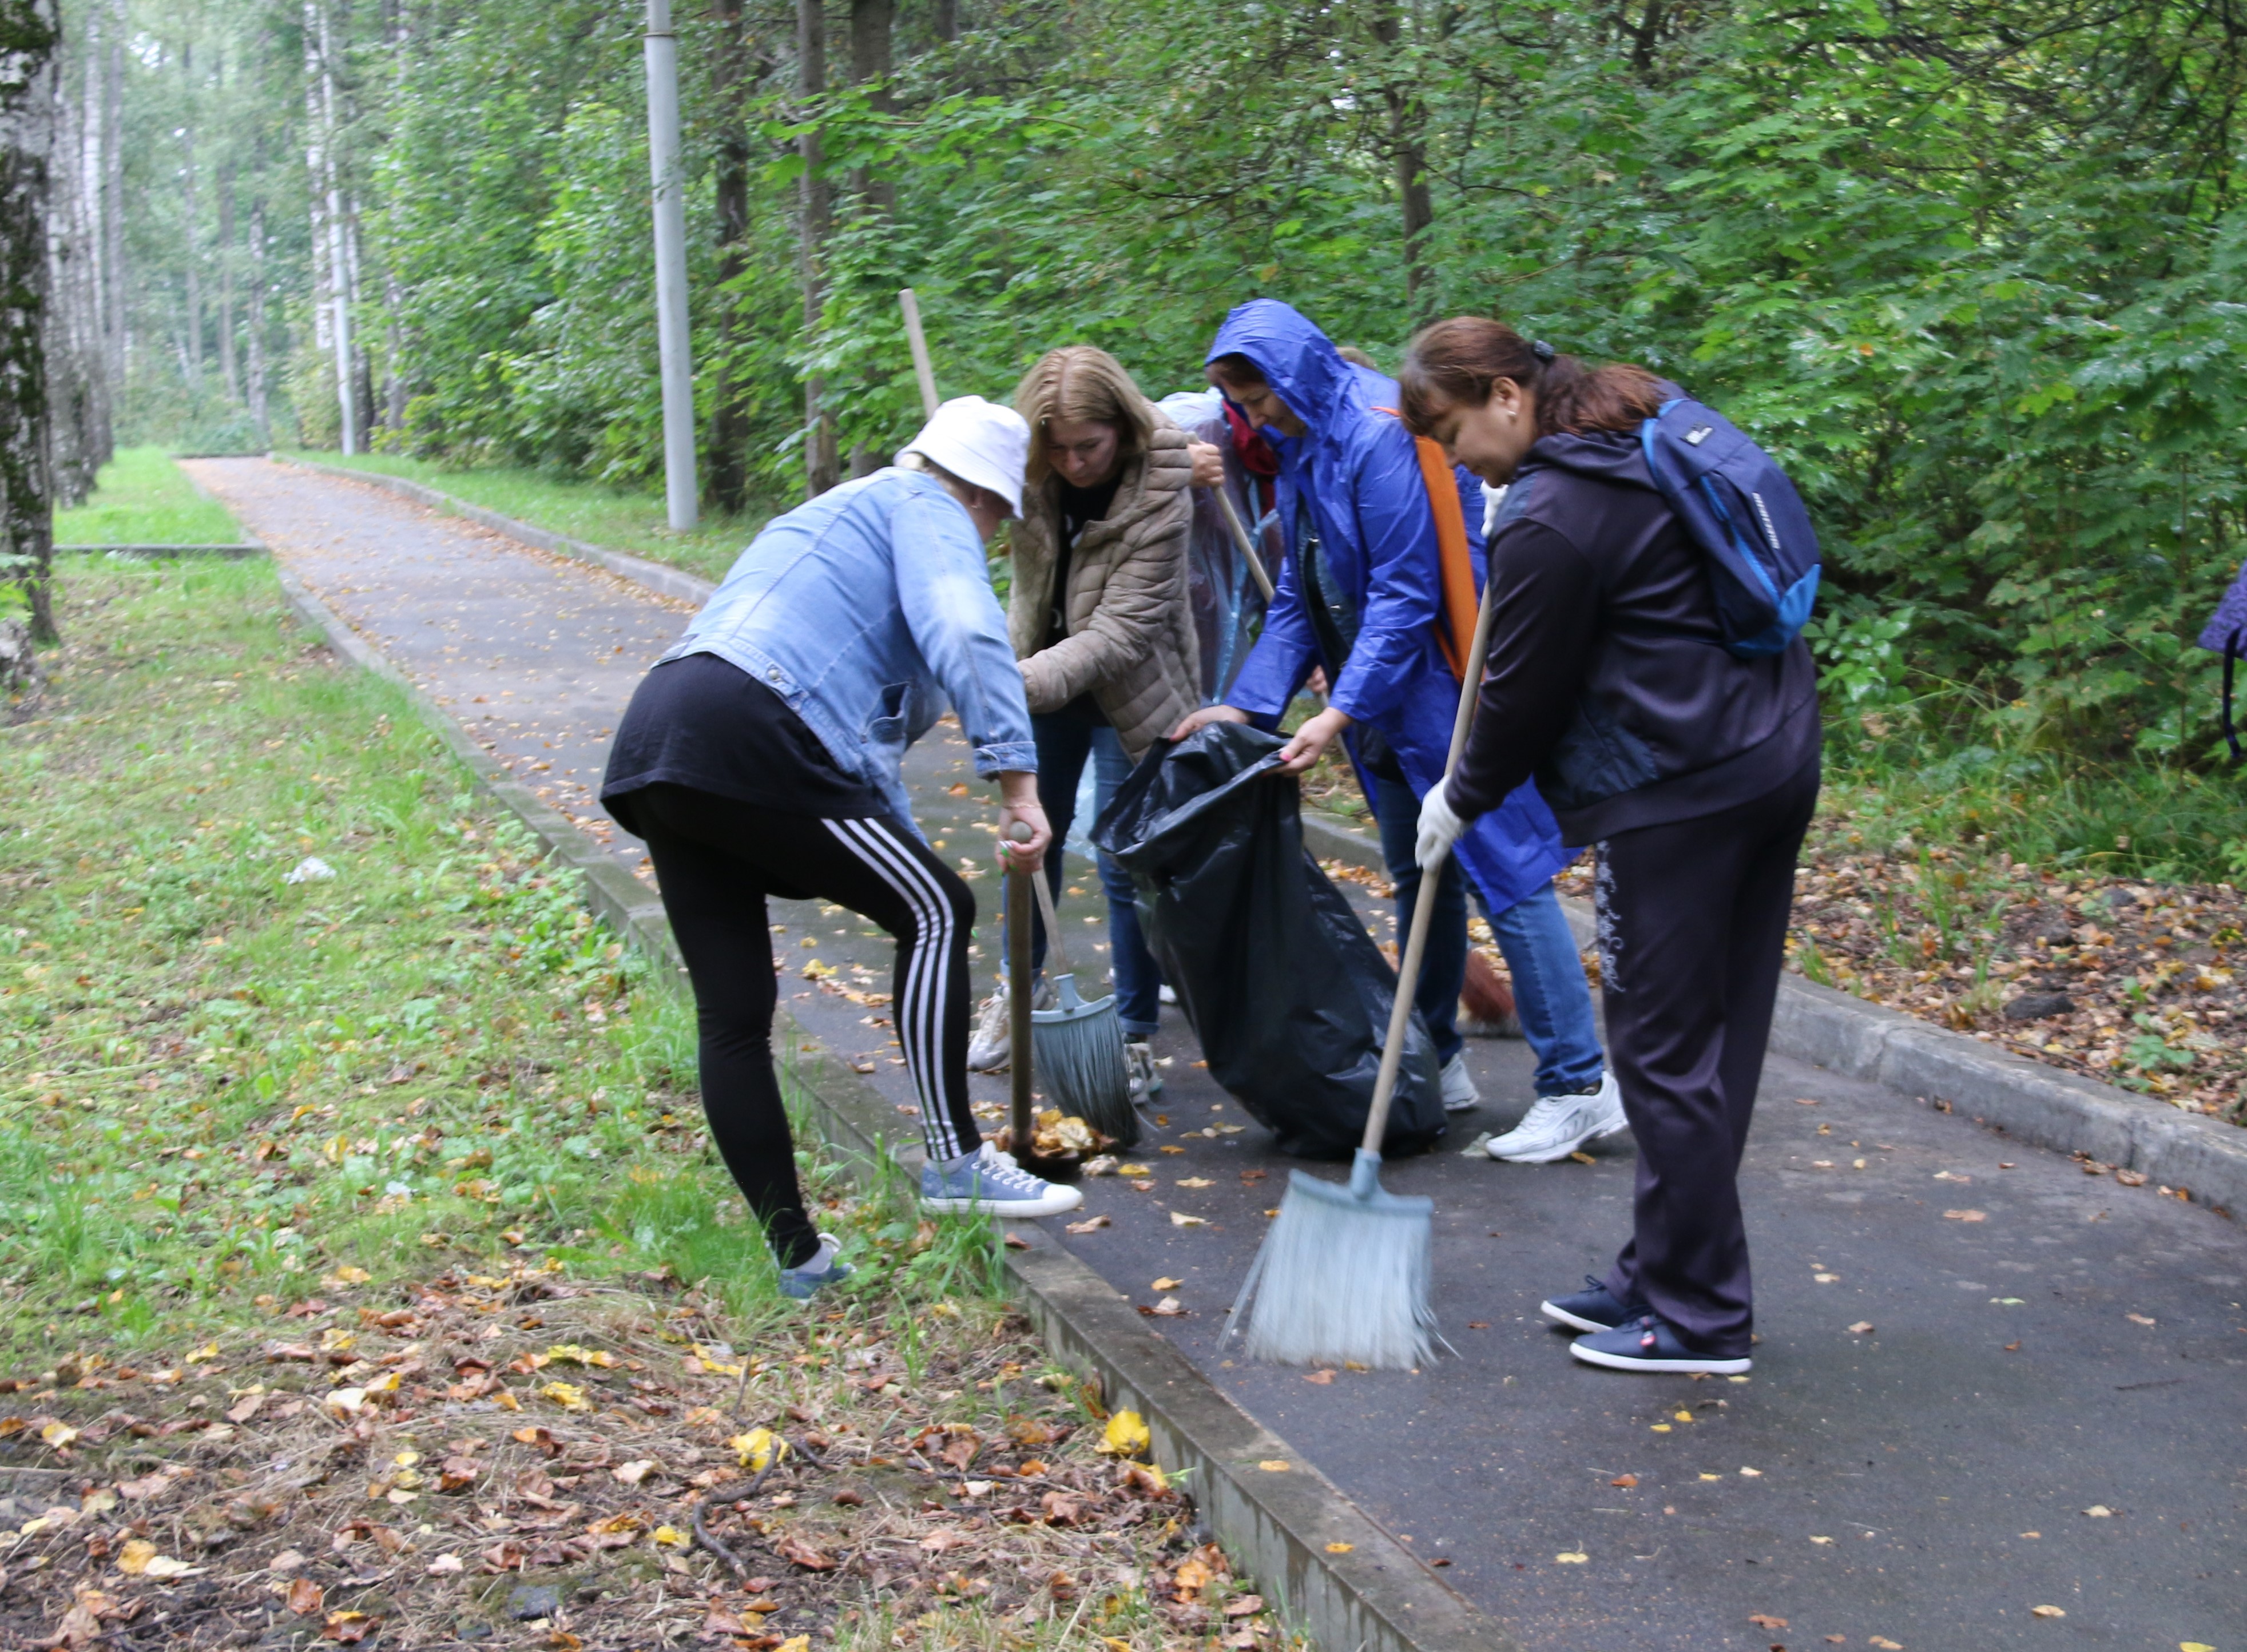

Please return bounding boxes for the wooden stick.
[1006,824,1035,1155]
[1208,484,1276,602]
[899,289,939,418]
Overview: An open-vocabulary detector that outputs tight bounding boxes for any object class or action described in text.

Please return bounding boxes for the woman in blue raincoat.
[1173,299,1621,1161]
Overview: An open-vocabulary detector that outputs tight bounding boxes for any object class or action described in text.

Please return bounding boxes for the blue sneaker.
[777,1233,852,1301]
[1541,1275,1645,1334]
[1570,1311,1750,1375]
[919,1142,1083,1219]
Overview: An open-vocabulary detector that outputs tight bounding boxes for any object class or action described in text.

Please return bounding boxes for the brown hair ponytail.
[1398,318,1666,439]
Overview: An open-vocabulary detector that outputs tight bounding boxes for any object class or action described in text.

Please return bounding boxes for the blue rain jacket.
[1213,299,1567,916]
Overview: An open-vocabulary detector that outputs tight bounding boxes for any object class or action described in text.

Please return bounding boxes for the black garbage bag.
[1091,721,1446,1160]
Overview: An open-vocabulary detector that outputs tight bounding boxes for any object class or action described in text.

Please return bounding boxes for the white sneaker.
[1158,984,1178,1006]
[1484,1071,1627,1163]
[1125,1039,1162,1101]
[967,986,1011,1071]
[919,1142,1083,1218]
[1439,1053,1480,1113]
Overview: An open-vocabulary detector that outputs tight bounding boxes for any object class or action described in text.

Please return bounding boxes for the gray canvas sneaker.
[919,1142,1084,1218]
[777,1233,852,1301]
[1484,1071,1627,1163]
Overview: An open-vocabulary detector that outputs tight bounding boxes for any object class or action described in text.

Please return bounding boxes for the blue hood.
[1206,299,1368,456]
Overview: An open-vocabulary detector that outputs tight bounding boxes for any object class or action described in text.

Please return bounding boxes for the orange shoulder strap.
[1377,407,1478,682]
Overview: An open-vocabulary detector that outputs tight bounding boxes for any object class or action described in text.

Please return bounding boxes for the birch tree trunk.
[98,0,120,386]
[178,41,200,392]
[0,0,61,644]
[217,158,238,404]
[705,0,755,515]
[245,190,269,446]
[797,0,837,497]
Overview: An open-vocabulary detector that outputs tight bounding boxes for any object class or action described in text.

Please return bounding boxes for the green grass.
[0,557,1005,1363]
[280,449,773,584]
[53,446,245,546]
[1819,695,2247,887]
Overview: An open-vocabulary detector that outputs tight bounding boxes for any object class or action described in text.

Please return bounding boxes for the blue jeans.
[1372,772,1604,1096]
[1030,712,1162,1037]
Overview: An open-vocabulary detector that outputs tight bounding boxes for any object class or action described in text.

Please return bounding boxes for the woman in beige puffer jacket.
[967,346,1208,1085]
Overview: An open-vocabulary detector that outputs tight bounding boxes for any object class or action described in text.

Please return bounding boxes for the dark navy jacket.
[1213,298,1568,915]
[1448,426,1820,845]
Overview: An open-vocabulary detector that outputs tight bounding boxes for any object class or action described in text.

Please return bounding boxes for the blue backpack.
[1639,397,1820,658]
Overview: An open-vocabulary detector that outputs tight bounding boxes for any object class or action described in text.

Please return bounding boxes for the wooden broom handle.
[1209,485,1276,602]
[1006,822,1035,1147]
[1359,549,1509,1157]
[899,289,940,418]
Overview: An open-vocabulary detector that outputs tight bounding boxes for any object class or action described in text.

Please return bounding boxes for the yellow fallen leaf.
[650,1524,689,1547]
[729,1428,787,1471]
[363,1370,401,1395]
[40,1421,79,1448]
[1152,1277,1183,1291]
[1116,1163,1153,1177]
[1175,1178,1213,1188]
[538,1381,591,1412]
[1169,1212,1208,1228]
[325,1266,371,1287]
[1699,1473,1721,1482]
[1257,1460,1291,1472]
[1673,1409,1693,1422]
[1098,1411,1150,1459]
[2030,1605,2066,1618]
[142,1555,197,1578]
[777,1639,811,1652]
[184,1342,220,1364]
[1809,1535,1833,1544]
[546,1343,618,1368]
[1554,1551,1589,1564]
[325,1388,366,1416]
[2182,1643,2217,1651]
[1325,1542,1353,1554]
[1649,1424,1672,1433]
[116,1538,158,1575]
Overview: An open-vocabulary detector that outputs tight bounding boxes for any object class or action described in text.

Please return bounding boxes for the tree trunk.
[245,192,269,446]
[99,0,120,386]
[73,0,108,467]
[0,0,62,644]
[705,0,753,515]
[217,159,237,404]
[847,0,892,213]
[935,0,956,41]
[1371,0,1432,319]
[797,0,837,496]
[178,40,200,392]
[43,56,94,507]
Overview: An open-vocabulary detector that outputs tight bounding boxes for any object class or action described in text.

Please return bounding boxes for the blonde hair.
[1013,346,1156,487]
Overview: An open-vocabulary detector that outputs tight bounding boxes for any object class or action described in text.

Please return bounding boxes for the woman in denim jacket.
[602,399,1084,1301]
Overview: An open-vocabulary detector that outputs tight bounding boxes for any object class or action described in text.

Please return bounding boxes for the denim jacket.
[660,468,1037,828]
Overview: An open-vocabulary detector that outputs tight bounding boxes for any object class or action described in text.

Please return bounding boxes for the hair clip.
[1531,340,1556,363]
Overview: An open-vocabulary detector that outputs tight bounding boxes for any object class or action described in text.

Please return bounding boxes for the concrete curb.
[263,547,1502,1652]
[1302,808,2247,1216]
[57,542,267,558]
[269,454,718,607]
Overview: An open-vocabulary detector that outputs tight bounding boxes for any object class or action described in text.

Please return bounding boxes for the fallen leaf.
[142,1556,197,1578]
[1224,1594,1265,1615]
[1813,1272,1841,1283]
[1554,1551,1589,1564]
[1809,1535,1833,1544]
[773,1533,836,1570]
[1848,1321,1876,1335]
[537,1381,591,1412]
[323,1608,379,1643]
[1303,1369,1334,1385]
[287,1578,325,1616]
[48,1602,101,1649]
[2030,1605,2066,1619]
[1257,1460,1290,1472]
[1750,1614,1789,1630]
[1325,1542,1353,1554]
[1870,1639,1904,1650]
[731,1428,787,1471]
[40,1421,79,1448]
[1176,1177,1213,1188]
[612,1460,656,1485]
[426,1554,463,1575]
[1158,1145,1187,1155]
[1152,1277,1183,1291]
[1569,1151,1596,1165]
[1145,1297,1185,1317]
[226,1391,267,1424]
[1943,1209,1987,1222]
[114,1539,158,1576]
[1649,1424,1672,1433]
[1610,1474,1637,1488]
[1739,1466,1762,1477]
[1169,1211,1208,1227]
[1065,1216,1110,1233]
[2126,1312,2157,1327]
[1098,1411,1150,1458]
[2082,1504,2114,1517]
[649,1525,689,1548]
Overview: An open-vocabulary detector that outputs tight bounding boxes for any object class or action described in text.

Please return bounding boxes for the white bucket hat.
[902,396,1030,518]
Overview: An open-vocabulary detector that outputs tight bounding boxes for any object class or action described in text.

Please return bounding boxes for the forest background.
[33,0,2247,875]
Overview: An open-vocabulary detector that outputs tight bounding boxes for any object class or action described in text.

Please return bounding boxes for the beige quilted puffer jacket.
[1006,418,1200,760]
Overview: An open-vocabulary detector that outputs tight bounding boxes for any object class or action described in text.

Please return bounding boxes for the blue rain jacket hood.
[1211,299,1566,915]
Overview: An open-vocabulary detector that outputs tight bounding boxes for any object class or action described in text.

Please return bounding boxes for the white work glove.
[1415,780,1467,868]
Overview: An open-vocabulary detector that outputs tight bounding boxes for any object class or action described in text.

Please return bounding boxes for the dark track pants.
[627,783,980,1270]
[1596,758,1820,1356]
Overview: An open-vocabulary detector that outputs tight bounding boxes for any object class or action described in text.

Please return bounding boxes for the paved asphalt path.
[196,460,2247,1651]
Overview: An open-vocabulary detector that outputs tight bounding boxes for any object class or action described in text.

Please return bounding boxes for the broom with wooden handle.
[1224,543,1508,1369]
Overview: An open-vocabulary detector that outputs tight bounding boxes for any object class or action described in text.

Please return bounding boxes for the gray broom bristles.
[1026,869,1138,1146]
[1031,974,1139,1146]
[1229,1154,1436,1369]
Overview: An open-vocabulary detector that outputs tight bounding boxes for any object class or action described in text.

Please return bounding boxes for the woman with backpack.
[1170,299,1615,1145]
[965,346,1202,1101]
[1398,319,1821,1375]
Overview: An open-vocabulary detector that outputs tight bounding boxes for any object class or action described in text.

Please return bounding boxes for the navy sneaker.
[1541,1275,1643,1334]
[777,1233,852,1301]
[1571,1311,1750,1375]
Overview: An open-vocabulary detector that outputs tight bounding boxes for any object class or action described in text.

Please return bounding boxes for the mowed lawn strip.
[53,448,247,546]
[0,561,1293,1651]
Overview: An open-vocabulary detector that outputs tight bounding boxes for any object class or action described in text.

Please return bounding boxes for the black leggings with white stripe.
[626,783,979,1269]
